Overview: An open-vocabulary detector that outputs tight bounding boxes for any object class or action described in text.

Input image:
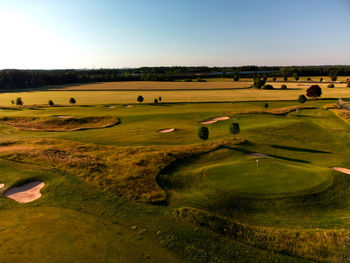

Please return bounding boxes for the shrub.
[307,77,312,81]
[320,77,323,82]
[272,76,277,81]
[306,85,322,99]
[233,74,239,81]
[154,98,158,104]
[293,73,299,81]
[253,78,266,89]
[16,97,23,106]
[347,82,350,88]
[327,84,335,88]
[137,95,144,103]
[48,100,54,106]
[69,98,76,105]
[229,123,240,136]
[263,103,269,108]
[284,76,288,81]
[262,84,274,90]
[280,84,287,90]
[158,96,162,102]
[298,95,307,104]
[198,127,209,141]
[10,100,15,105]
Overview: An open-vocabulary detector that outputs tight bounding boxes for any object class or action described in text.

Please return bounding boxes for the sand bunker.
[107,106,115,108]
[0,183,4,189]
[4,181,45,203]
[159,128,175,133]
[125,105,133,108]
[249,153,270,158]
[331,167,350,175]
[200,116,230,125]
[53,115,73,118]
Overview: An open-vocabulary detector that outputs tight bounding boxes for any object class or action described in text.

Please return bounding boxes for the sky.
[0,0,349,69]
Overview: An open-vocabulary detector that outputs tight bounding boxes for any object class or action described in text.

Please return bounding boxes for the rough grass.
[331,109,350,122]
[225,105,315,116]
[0,116,119,131]
[175,207,350,262]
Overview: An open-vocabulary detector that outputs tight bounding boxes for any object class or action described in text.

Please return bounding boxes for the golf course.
[0,78,349,262]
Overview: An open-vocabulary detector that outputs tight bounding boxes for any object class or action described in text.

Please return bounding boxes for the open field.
[1,81,349,105]
[1,84,350,262]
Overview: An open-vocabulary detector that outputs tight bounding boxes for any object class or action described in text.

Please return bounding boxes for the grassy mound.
[0,116,120,131]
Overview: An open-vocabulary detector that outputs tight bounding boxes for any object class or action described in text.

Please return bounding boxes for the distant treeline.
[1,66,350,90]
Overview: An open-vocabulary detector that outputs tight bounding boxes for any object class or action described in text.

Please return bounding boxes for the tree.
[347,82,350,88]
[69,97,76,105]
[263,103,269,108]
[293,73,299,81]
[10,100,15,105]
[198,127,209,141]
[284,76,288,81]
[154,98,158,104]
[16,97,23,106]
[329,70,337,81]
[298,94,307,104]
[229,123,240,136]
[253,78,266,89]
[158,96,162,102]
[320,77,323,82]
[327,84,335,88]
[233,72,239,81]
[48,100,54,106]
[280,84,287,90]
[272,76,277,82]
[307,77,312,81]
[306,85,322,99]
[137,95,144,103]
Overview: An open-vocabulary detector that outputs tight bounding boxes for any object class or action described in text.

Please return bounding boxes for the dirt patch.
[332,167,350,175]
[249,153,269,158]
[200,116,230,125]
[5,181,45,203]
[0,116,120,132]
[159,128,175,133]
[53,115,73,118]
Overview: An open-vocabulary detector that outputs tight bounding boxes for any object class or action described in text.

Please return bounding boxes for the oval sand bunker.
[159,128,175,133]
[53,115,73,119]
[200,116,230,124]
[332,167,350,175]
[5,181,45,203]
[0,183,4,189]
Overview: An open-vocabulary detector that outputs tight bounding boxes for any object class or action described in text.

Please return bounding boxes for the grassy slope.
[0,99,350,262]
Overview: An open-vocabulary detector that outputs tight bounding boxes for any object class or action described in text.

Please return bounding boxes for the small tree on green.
[137,95,144,104]
[16,97,23,106]
[198,127,209,141]
[154,98,158,104]
[69,97,76,105]
[229,123,240,137]
[263,103,269,109]
[298,95,307,105]
[48,100,54,106]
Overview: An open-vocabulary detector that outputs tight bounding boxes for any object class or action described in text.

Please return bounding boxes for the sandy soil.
[249,153,270,157]
[200,116,230,124]
[0,183,4,189]
[53,115,73,118]
[331,167,350,175]
[158,128,175,133]
[5,181,45,203]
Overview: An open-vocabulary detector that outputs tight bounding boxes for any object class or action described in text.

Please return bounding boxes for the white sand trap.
[213,116,230,121]
[159,128,175,133]
[0,183,4,189]
[331,167,350,175]
[53,115,73,118]
[125,105,133,108]
[5,181,45,203]
[249,153,269,157]
[200,116,230,125]
[107,106,115,108]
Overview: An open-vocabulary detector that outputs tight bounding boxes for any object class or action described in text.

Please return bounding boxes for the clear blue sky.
[0,0,349,69]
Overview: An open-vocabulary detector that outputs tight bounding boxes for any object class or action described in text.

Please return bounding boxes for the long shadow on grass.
[270,144,330,154]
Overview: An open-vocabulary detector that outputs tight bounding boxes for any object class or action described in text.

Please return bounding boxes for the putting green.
[202,159,332,197]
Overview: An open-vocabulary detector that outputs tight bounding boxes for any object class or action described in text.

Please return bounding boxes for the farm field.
[1,81,349,105]
[0,89,350,262]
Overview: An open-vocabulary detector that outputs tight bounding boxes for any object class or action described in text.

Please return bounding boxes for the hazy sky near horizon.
[0,0,349,69]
